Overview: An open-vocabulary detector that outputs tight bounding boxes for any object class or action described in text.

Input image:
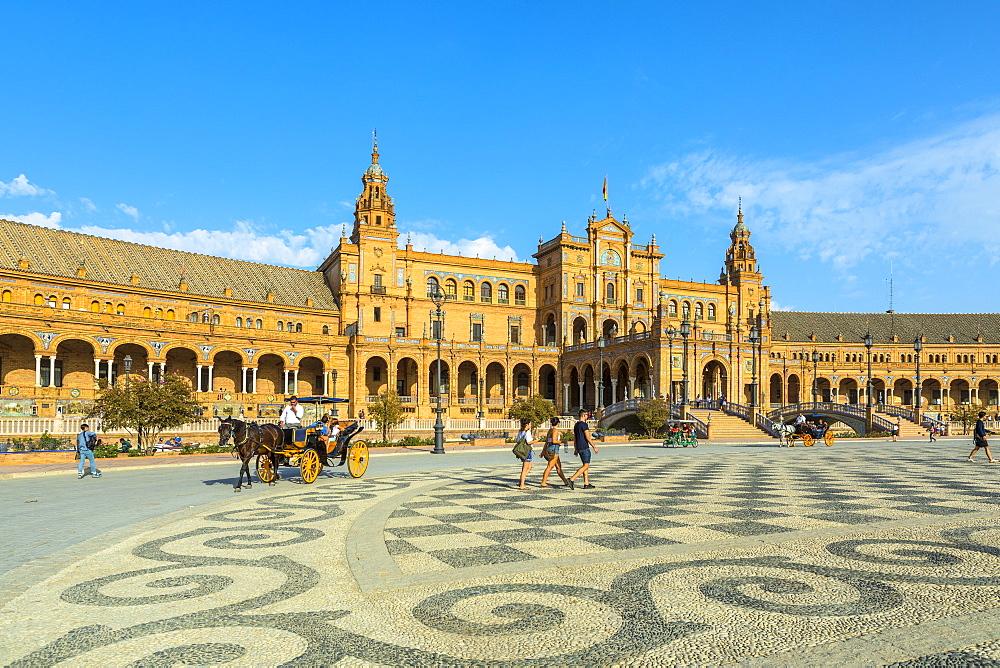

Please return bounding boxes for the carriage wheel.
[300,449,322,484]
[256,454,276,483]
[803,433,815,447]
[348,440,369,478]
[824,431,835,447]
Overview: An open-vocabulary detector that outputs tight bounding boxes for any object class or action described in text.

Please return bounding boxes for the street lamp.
[680,318,692,411]
[914,335,923,422]
[811,349,820,404]
[430,286,446,454]
[864,331,874,432]
[597,336,606,410]
[748,325,760,410]
[123,354,132,391]
[666,327,676,405]
[476,376,485,421]
[331,369,339,417]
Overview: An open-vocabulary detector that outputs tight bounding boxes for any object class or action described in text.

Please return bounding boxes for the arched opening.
[365,356,389,397]
[893,378,914,406]
[425,276,439,296]
[54,338,97,391]
[211,350,244,393]
[254,353,285,397]
[614,361,630,402]
[396,357,418,400]
[539,364,557,401]
[582,364,595,409]
[814,376,832,402]
[486,362,505,406]
[839,378,859,405]
[428,360,450,399]
[701,360,728,402]
[572,317,588,345]
[787,374,801,404]
[602,319,618,339]
[0,333,37,388]
[632,358,649,401]
[569,367,581,412]
[457,360,479,404]
[514,284,526,304]
[544,314,557,346]
[164,347,198,391]
[922,378,942,411]
[631,320,647,334]
[111,343,149,388]
[513,363,531,398]
[948,379,971,409]
[871,378,887,405]
[298,356,325,396]
[769,373,783,405]
[979,379,998,408]
[481,282,492,302]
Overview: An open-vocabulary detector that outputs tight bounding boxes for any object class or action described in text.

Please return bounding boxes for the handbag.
[512,434,531,460]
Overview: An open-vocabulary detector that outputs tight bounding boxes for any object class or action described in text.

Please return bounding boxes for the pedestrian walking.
[539,417,573,489]
[569,409,599,489]
[929,425,937,442]
[892,417,901,442]
[514,418,535,490]
[77,423,100,478]
[968,411,998,463]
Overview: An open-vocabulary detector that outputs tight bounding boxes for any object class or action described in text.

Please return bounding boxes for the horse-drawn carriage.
[220,396,370,490]
[782,417,835,447]
[663,419,699,448]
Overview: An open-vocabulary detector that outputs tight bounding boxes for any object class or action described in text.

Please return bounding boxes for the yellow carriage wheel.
[824,431,835,446]
[348,440,369,478]
[803,433,815,447]
[256,454,276,483]
[300,449,322,484]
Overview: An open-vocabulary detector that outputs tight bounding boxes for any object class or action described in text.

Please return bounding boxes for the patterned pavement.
[2,441,1000,665]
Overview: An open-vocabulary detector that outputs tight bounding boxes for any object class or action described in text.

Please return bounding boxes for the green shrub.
[94,441,119,458]
[127,449,145,457]
[397,435,433,447]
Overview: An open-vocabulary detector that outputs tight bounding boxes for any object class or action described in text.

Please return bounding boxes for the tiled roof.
[0,219,337,310]
[771,311,1000,345]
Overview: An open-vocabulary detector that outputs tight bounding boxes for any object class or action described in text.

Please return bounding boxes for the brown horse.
[218,418,284,491]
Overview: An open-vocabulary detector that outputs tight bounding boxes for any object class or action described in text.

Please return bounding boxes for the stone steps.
[687,409,774,440]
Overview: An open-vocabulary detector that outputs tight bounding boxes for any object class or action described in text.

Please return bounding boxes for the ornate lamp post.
[680,318,692,415]
[123,354,132,391]
[476,376,485,421]
[331,369,339,417]
[864,331,874,432]
[666,327,676,405]
[914,335,923,423]
[597,336,606,410]
[748,325,760,410]
[811,349,820,404]
[430,286,446,455]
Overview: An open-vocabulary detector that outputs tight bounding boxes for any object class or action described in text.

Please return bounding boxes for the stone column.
[159,362,166,380]
[611,379,619,404]
[593,381,600,408]
[251,367,258,394]
[578,381,584,410]
[563,383,569,413]
[292,369,299,395]
[147,361,154,381]
[648,374,655,400]
[207,365,214,392]
[48,355,56,387]
[629,376,636,399]
[94,359,101,384]
[35,355,42,387]
[196,364,203,392]
[283,369,290,394]
[323,370,329,396]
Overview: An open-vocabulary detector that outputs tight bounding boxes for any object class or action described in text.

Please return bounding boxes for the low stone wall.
[467,437,509,447]
[597,434,631,443]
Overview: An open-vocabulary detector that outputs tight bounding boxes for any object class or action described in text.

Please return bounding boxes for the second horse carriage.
[221,396,370,490]
[663,419,700,448]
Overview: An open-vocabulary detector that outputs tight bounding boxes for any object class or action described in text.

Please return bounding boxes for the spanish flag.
[602,176,608,201]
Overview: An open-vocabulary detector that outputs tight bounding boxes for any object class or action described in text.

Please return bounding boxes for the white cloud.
[116,203,140,219]
[768,300,794,312]
[80,197,97,212]
[642,114,1000,271]
[0,174,53,197]
[1,211,62,228]
[400,229,521,261]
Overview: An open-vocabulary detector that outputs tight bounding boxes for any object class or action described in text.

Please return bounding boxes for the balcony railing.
[514,299,526,306]
[605,298,618,305]
[481,296,492,303]
[497,298,509,304]
[370,285,386,295]
[463,295,475,301]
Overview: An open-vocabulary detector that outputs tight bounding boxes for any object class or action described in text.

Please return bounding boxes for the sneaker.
[93,473,102,478]
[78,473,84,478]
[583,484,595,489]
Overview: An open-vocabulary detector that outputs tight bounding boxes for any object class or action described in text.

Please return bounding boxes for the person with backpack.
[968,411,998,463]
[77,423,101,478]
[513,418,535,490]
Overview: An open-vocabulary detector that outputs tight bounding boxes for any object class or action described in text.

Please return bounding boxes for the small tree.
[368,391,406,444]
[949,403,985,435]
[507,394,556,427]
[90,373,200,453]
[635,398,671,437]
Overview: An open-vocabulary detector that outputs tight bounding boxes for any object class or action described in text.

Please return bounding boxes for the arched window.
[236,317,243,327]
[481,282,492,302]
[295,323,302,333]
[255,319,262,328]
[61,297,71,309]
[143,307,152,317]
[90,300,100,312]
[445,278,457,297]
[155,308,162,318]
[116,303,125,315]
[322,325,330,335]
[514,285,526,303]
[104,302,112,313]
[606,282,616,300]
[46,295,56,307]
[166,309,175,320]
[682,301,691,317]
[426,276,440,297]
[695,302,704,319]
[498,283,509,302]
[278,321,284,331]
[707,304,716,321]
[668,300,678,317]
[463,281,475,300]
[1,289,11,302]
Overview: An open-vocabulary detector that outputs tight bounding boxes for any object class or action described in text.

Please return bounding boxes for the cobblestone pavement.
[2,441,999,665]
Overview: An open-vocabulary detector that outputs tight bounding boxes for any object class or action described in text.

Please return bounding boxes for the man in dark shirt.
[968,411,998,463]
[569,409,599,489]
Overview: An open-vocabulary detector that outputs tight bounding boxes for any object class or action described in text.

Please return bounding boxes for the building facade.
[1,142,998,422]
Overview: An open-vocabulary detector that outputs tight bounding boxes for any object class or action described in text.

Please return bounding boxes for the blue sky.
[2,2,999,313]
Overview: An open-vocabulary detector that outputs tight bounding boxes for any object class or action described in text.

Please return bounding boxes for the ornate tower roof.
[724,198,759,280]
[351,132,397,244]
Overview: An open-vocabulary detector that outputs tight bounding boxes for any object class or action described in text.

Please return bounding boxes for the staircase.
[687,409,774,441]
[873,411,926,437]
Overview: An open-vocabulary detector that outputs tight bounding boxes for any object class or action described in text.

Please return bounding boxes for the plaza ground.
[1,438,999,665]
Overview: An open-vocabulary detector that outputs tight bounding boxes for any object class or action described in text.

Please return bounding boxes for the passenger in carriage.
[333,420,363,466]
[310,414,331,449]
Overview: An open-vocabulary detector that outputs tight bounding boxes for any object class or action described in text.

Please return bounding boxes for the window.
[445,278,457,297]
[143,307,153,318]
[376,215,382,225]
[373,273,383,287]
[117,303,126,315]
[374,307,382,322]
[510,325,521,343]
[155,308,162,318]
[606,282,616,301]
[278,321,285,331]
[255,319,262,328]
[463,281,475,301]
[708,304,717,321]
[669,300,678,316]
[212,314,220,325]
[636,288,644,303]
[372,365,381,381]
[34,294,44,306]
[47,295,56,307]
[576,282,584,297]
[695,303,704,319]
[322,325,330,335]
[498,283,509,302]
[90,300,100,312]
[395,326,406,337]
[514,285,526,304]
[472,322,483,342]
[682,301,691,317]
[295,322,302,332]
[166,310,175,320]
[426,276,440,296]
[62,297,71,309]
[481,282,492,302]
[236,317,243,327]
[1,290,10,302]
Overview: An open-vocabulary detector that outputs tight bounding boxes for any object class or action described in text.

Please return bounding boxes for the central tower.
[350,133,397,245]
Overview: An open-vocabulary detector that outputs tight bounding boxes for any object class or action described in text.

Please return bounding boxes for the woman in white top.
[515,418,534,490]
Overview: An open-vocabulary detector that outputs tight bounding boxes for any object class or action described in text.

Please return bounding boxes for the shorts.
[520,450,533,462]
[576,448,592,464]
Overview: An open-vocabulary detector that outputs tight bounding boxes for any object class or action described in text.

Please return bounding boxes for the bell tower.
[350,132,398,244]
[724,200,759,283]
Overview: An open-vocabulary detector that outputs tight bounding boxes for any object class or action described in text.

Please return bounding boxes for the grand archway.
[702,360,727,402]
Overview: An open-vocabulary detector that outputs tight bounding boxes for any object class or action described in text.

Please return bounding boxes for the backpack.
[85,432,97,450]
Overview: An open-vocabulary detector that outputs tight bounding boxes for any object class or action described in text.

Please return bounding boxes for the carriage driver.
[794,413,806,434]
[278,396,304,446]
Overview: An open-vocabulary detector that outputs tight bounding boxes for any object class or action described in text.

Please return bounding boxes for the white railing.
[0,417,222,436]
[357,417,520,433]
